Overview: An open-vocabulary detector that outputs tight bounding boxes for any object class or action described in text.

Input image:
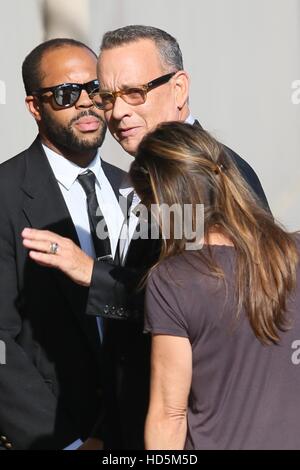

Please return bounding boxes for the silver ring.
[49,242,59,255]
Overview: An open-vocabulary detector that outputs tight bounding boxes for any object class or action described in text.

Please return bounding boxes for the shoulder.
[193,122,268,206]
[101,159,126,179]
[192,122,258,179]
[148,248,236,299]
[145,256,192,336]
[223,144,256,177]
[147,253,200,297]
[0,138,43,204]
[0,147,27,174]
[224,144,270,211]
[0,147,28,190]
[101,159,127,190]
[0,137,42,179]
[145,251,220,337]
[0,152,26,216]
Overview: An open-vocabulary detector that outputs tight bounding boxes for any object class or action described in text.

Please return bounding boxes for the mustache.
[68,110,105,127]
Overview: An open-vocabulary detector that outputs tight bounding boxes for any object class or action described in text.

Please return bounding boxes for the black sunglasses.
[31,79,99,108]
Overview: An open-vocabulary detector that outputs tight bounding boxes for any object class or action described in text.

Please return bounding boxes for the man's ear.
[174,71,189,109]
[25,95,42,122]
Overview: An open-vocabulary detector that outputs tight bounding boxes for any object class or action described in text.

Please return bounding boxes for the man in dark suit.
[0,38,125,450]
[23,26,270,449]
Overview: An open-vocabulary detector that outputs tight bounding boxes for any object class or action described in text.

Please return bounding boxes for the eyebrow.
[101,80,148,91]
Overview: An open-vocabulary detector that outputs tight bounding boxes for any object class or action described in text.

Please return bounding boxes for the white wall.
[0,0,44,156]
[1,0,299,229]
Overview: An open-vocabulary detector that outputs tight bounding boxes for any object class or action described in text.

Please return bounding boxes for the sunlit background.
[0,0,299,229]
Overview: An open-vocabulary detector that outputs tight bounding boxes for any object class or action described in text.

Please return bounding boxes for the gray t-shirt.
[145,241,300,450]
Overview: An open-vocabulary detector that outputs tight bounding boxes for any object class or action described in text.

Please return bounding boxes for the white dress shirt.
[185,113,196,125]
[43,145,124,260]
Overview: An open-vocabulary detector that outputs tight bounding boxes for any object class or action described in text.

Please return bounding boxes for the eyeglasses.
[90,72,176,111]
[31,79,99,108]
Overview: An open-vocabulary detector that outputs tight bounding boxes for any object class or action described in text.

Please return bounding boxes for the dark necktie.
[77,170,112,258]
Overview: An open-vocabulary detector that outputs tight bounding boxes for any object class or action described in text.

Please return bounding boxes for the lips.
[75,116,100,132]
[117,127,140,138]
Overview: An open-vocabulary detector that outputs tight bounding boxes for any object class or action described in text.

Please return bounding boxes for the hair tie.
[214,163,224,175]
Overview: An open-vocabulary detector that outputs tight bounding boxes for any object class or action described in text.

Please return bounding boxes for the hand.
[22,228,94,287]
[78,438,104,450]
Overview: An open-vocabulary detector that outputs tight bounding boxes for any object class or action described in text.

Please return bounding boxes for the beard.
[40,107,107,153]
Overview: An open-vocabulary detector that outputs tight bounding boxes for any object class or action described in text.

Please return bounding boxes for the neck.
[40,135,97,168]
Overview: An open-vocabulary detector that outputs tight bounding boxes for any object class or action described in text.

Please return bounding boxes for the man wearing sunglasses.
[0,38,126,450]
[22,26,271,449]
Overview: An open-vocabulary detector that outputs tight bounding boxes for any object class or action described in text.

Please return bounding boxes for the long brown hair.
[129,121,299,344]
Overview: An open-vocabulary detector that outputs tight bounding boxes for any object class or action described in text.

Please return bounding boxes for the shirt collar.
[119,174,141,210]
[185,113,196,125]
[119,173,134,198]
[42,144,102,191]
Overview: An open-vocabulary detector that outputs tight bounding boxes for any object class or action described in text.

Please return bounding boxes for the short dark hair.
[22,38,97,96]
[100,25,183,72]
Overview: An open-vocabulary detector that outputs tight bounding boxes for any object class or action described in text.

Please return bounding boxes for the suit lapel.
[101,159,125,200]
[21,138,101,356]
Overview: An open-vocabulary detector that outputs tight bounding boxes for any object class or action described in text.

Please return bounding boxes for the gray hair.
[100,25,183,72]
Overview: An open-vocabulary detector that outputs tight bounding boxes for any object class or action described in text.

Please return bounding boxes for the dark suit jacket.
[86,121,271,449]
[0,137,124,450]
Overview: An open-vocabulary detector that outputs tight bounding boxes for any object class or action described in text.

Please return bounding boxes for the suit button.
[110,306,116,316]
[103,305,109,314]
[117,308,124,317]
[5,442,12,449]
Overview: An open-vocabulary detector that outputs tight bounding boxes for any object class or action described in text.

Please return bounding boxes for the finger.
[29,250,61,268]
[22,228,63,243]
[30,258,56,269]
[23,238,60,254]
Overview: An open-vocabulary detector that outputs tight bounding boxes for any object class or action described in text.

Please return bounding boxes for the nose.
[75,89,94,109]
[111,95,133,121]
